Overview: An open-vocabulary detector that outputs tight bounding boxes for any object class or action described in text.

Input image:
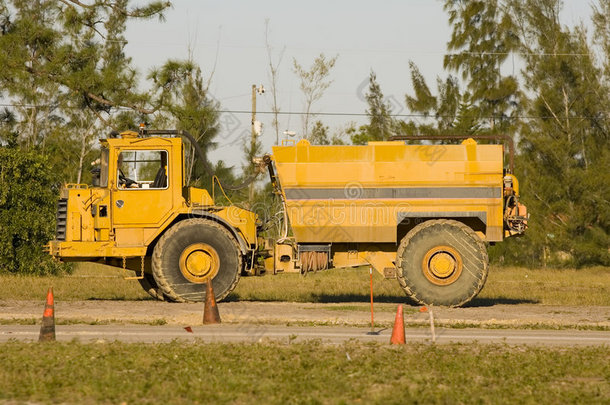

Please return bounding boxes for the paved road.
[2,324,609,346]
[3,301,610,329]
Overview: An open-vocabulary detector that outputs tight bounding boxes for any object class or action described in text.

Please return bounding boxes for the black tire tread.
[152,218,242,303]
[137,272,166,301]
[396,219,488,307]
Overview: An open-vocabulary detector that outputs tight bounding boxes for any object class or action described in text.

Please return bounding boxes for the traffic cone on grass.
[203,281,221,325]
[390,304,405,345]
[39,288,56,342]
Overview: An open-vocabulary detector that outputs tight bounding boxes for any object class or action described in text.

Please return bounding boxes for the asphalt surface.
[2,324,609,346]
[3,300,610,329]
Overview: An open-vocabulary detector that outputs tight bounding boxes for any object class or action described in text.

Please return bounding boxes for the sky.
[124,0,596,169]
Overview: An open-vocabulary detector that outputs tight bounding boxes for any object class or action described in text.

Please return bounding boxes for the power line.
[0,104,607,121]
[446,52,590,57]
[217,109,609,121]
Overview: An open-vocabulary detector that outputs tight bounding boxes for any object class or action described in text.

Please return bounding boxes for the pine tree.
[149,60,220,187]
[0,0,169,174]
[404,62,463,135]
[350,71,399,144]
[506,0,610,266]
[443,0,521,132]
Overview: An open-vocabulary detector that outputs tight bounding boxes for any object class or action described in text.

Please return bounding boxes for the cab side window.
[117,150,168,189]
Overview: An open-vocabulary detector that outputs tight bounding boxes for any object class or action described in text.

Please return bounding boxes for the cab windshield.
[117,150,168,189]
[99,148,109,188]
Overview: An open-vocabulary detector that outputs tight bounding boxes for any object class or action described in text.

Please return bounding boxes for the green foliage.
[404,1,521,136]
[510,0,610,267]
[404,62,464,135]
[443,0,521,131]
[403,0,609,267]
[309,120,330,145]
[592,2,610,77]
[0,0,170,183]
[148,59,221,188]
[0,147,67,274]
[308,120,345,145]
[350,71,400,144]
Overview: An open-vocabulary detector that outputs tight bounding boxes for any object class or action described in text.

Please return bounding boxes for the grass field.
[1,267,609,403]
[0,341,607,404]
[1,264,609,306]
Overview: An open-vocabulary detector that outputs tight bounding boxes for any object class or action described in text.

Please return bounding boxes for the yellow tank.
[266,138,527,306]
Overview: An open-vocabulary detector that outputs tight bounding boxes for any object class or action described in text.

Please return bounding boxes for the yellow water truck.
[49,129,527,307]
[265,135,527,306]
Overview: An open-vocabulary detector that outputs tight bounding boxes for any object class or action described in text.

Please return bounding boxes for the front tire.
[397,219,488,307]
[152,218,242,302]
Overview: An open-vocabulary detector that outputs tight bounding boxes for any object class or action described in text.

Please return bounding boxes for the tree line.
[0,0,608,274]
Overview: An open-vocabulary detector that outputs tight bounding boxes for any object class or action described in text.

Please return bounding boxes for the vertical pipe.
[249,84,257,203]
[369,267,374,332]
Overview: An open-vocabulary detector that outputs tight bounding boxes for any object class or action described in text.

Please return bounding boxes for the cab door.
[111,149,173,246]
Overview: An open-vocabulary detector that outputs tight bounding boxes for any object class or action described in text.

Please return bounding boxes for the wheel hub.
[179,243,219,283]
[422,246,463,286]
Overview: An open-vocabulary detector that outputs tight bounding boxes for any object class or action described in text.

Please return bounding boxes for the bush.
[0,147,67,275]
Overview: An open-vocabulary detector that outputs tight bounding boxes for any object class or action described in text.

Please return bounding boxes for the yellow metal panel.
[273,145,502,187]
[272,141,505,243]
[92,189,111,241]
[273,244,297,273]
[214,206,258,246]
[114,228,158,247]
[71,212,82,241]
[112,189,174,226]
[115,228,145,246]
[188,187,214,206]
[64,188,96,242]
[48,240,146,258]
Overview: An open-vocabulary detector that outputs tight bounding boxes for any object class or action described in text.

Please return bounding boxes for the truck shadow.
[465,297,540,307]
[233,294,540,306]
[310,294,538,306]
[224,294,540,306]
[313,294,408,304]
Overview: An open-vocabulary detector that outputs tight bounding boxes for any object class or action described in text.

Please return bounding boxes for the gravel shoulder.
[1,300,609,329]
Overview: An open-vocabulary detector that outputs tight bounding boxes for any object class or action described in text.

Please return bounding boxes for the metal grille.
[55,198,68,241]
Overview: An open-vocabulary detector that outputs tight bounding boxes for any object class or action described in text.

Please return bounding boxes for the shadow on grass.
[466,297,540,307]
[225,293,410,304]
[312,293,408,304]
[86,296,154,302]
[226,294,540,307]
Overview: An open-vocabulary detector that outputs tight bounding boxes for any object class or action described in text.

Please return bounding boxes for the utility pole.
[249,84,264,203]
[249,85,257,203]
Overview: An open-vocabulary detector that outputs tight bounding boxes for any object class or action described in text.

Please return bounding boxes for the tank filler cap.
[297,139,311,146]
[461,138,477,145]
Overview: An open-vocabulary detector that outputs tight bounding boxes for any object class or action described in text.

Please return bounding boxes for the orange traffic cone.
[390,304,405,345]
[203,281,221,325]
[39,288,55,342]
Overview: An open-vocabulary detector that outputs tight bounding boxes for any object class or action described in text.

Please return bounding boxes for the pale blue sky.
[125,0,596,168]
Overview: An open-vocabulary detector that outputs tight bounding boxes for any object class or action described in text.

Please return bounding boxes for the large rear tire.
[152,218,242,302]
[396,219,488,307]
[138,272,166,301]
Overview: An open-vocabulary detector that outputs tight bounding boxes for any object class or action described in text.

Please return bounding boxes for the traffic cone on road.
[39,288,56,342]
[390,304,405,345]
[203,281,221,325]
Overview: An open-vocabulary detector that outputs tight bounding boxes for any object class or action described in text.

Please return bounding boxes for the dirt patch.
[1,300,609,329]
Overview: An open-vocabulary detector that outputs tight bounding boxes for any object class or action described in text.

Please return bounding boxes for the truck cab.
[49,129,258,302]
